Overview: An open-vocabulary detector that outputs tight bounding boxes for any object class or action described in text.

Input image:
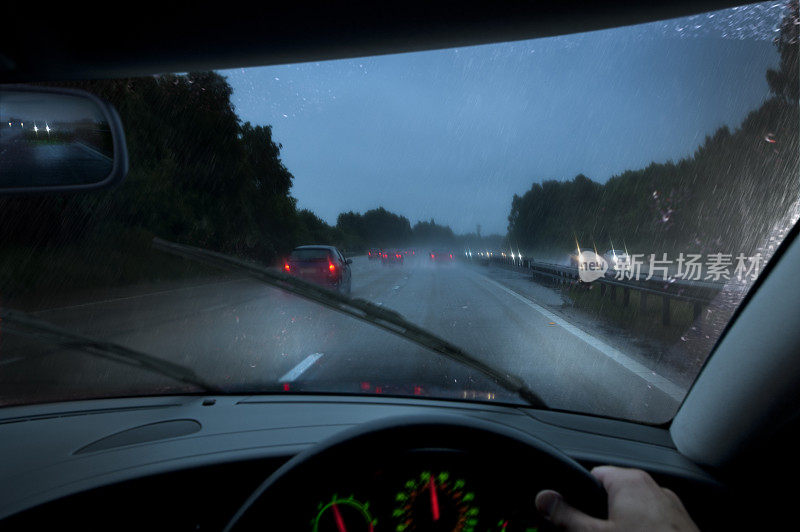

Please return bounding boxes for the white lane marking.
[279,353,323,382]
[74,141,113,162]
[476,273,685,401]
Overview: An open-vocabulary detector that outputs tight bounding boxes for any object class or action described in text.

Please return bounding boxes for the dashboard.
[0,395,728,531]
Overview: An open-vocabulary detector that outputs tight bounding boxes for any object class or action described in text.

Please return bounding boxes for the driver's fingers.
[535,490,607,531]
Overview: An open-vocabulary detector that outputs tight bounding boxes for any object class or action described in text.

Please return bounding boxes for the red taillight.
[284,263,290,272]
[396,253,401,258]
[328,261,336,273]
[449,254,453,258]
[430,254,435,259]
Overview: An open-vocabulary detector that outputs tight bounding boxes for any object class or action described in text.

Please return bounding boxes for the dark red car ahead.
[284,245,352,294]
[429,250,455,263]
[381,250,404,265]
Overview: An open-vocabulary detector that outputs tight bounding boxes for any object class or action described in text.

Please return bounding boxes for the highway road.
[0,256,686,422]
[0,127,112,186]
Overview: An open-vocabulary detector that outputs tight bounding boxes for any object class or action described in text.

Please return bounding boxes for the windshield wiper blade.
[152,237,547,408]
[0,307,219,393]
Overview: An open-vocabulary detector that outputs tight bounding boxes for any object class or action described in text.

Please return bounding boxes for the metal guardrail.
[485,256,727,325]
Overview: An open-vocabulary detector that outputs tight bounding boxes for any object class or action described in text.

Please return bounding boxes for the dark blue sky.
[222,2,783,234]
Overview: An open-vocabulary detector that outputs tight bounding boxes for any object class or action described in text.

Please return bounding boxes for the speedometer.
[392,470,479,532]
[312,495,376,532]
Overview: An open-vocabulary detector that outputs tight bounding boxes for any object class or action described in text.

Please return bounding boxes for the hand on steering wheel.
[536,466,699,532]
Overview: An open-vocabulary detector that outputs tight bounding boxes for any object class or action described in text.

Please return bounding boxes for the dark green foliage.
[0,72,302,295]
[294,209,344,248]
[411,219,456,247]
[508,14,800,258]
[767,1,799,105]
[333,209,496,250]
[0,68,474,300]
[336,207,413,248]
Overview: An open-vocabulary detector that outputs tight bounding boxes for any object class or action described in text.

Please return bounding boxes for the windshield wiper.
[152,237,547,408]
[0,307,219,392]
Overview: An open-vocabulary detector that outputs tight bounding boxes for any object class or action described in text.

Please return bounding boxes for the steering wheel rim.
[224,414,607,531]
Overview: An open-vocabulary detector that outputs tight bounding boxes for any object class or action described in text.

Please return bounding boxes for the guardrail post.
[524,259,716,325]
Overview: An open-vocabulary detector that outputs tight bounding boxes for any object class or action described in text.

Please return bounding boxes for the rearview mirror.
[0,85,128,194]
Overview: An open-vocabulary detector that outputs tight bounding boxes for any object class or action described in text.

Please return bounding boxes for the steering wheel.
[224,414,607,531]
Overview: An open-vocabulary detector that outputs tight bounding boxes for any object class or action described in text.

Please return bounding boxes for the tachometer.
[392,470,478,532]
[491,519,539,532]
[312,495,376,532]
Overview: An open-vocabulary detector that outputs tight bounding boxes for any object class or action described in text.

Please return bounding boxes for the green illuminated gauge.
[392,470,479,532]
[491,519,539,532]
[312,494,377,532]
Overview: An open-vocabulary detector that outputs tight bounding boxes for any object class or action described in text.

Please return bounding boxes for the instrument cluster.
[306,450,543,532]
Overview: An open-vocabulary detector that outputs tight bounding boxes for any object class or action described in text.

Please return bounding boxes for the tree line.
[2,5,795,297]
[296,206,502,251]
[0,71,490,296]
[508,4,799,259]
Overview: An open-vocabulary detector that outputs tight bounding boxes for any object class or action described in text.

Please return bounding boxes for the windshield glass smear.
[0,1,797,423]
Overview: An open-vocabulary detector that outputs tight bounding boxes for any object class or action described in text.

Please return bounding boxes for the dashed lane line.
[279,353,324,382]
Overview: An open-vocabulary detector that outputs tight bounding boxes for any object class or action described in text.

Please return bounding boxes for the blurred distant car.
[603,249,629,270]
[367,249,381,261]
[284,245,352,294]
[475,251,492,265]
[429,250,455,263]
[381,250,404,265]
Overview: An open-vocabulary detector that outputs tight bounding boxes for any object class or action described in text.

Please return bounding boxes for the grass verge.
[0,229,224,302]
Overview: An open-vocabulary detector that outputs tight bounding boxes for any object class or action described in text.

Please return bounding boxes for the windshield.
[0,1,797,423]
[290,249,332,261]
